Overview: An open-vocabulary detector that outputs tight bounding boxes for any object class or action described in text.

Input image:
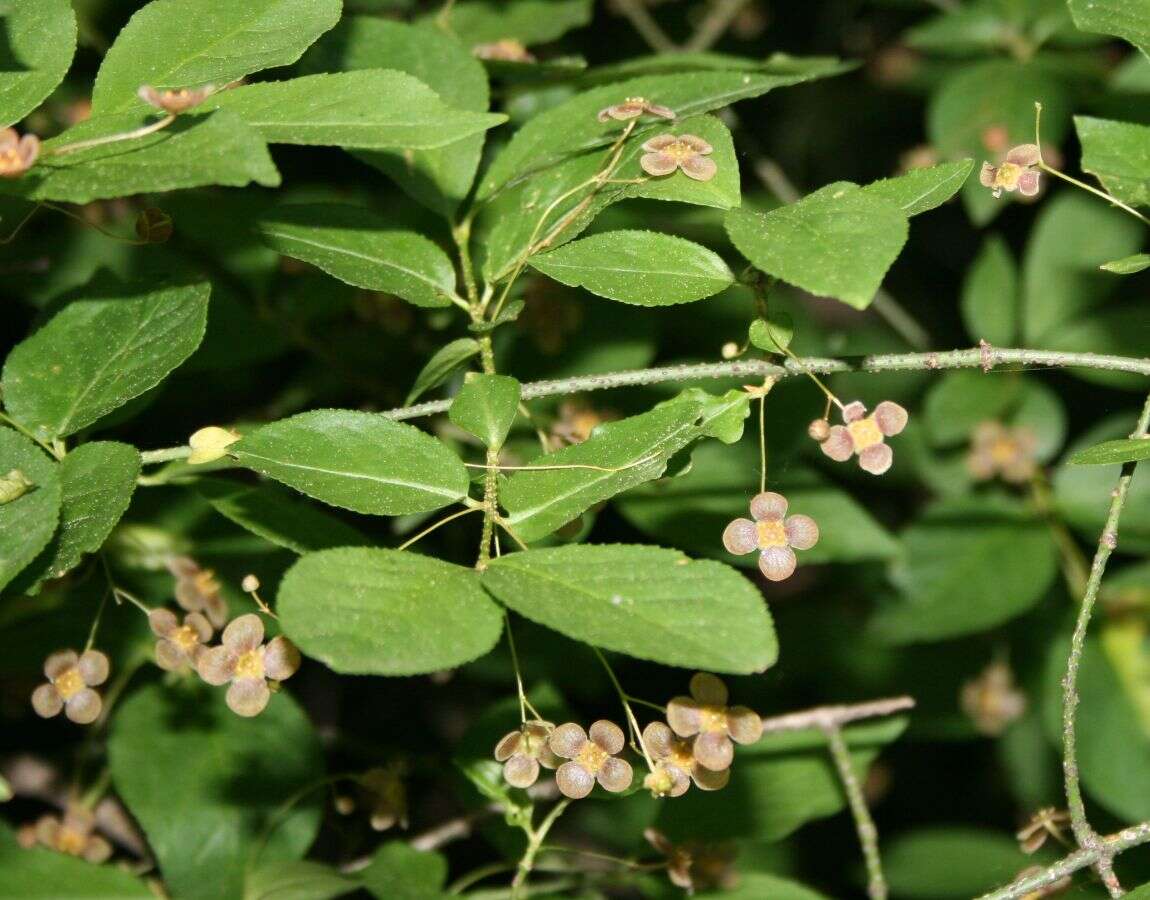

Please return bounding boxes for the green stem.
[512,799,572,896]
[823,723,887,900]
[477,447,499,571]
[49,114,176,156]
[591,647,655,771]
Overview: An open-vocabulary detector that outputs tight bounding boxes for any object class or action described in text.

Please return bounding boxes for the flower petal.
[758,545,796,582]
[641,134,678,152]
[680,154,717,182]
[647,103,675,119]
[689,672,728,706]
[1017,169,1041,196]
[642,721,675,759]
[721,518,758,555]
[692,763,730,791]
[820,426,854,461]
[726,705,763,744]
[495,731,523,762]
[979,162,997,187]
[197,646,237,685]
[693,731,734,771]
[666,697,702,736]
[597,756,633,793]
[227,678,270,717]
[148,608,178,637]
[873,401,909,436]
[555,761,595,798]
[679,134,713,154]
[1006,143,1040,166]
[154,640,187,672]
[31,683,63,718]
[503,754,540,788]
[186,612,213,643]
[842,401,867,423]
[645,827,674,855]
[549,722,588,758]
[264,636,301,681]
[65,689,102,725]
[44,650,78,680]
[784,514,820,551]
[83,836,113,864]
[77,650,109,686]
[640,151,677,177]
[749,491,788,522]
[589,719,625,755]
[859,443,894,475]
[222,613,264,651]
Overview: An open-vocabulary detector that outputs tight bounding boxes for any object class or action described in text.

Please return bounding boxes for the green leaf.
[706,874,829,900]
[726,183,908,309]
[1068,0,1150,57]
[359,843,448,900]
[0,427,60,592]
[14,442,139,591]
[3,111,280,204]
[245,861,358,900]
[676,387,752,444]
[884,828,1042,898]
[108,684,323,900]
[1101,253,1150,274]
[860,160,974,217]
[258,204,459,308]
[0,823,151,898]
[449,373,521,450]
[484,544,777,673]
[499,397,711,541]
[961,235,1018,345]
[91,0,342,115]
[874,496,1057,643]
[529,231,733,306]
[278,548,503,675]
[207,72,505,150]
[405,338,481,405]
[1076,115,1150,207]
[749,312,794,352]
[1069,437,1150,466]
[0,0,77,128]
[2,279,209,442]
[233,410,469,516]
[302,18,490,215]
[196,478,370,553]
[438,0,592,45]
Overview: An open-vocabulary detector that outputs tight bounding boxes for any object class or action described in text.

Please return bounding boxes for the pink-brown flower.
[815,400,908,475]
[597,96,675,123]
[148,608,212,672]
[967,421,1038,484]
[960,659,1027,737]
[548,720,633,799]
[30,650,110,725]
[17,805,112,863]
[137,84,213,115]
[0,128,39,178]
[722,491,819,582]
[980,144,1041,199]
[196,614,300,717]
[494,720,562,788]
[641,721,729,797]
[166,555,229,629]
[639,133,716,182]
[644,828,738,893]
[665,673,762,772]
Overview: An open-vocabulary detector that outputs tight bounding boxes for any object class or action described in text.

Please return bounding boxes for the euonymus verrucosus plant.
[3,0,1150,897]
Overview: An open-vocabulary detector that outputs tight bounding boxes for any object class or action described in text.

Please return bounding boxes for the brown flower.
[967,421,1038,484]
[1017,808,1070,855]
[640,134,716,182]
[30,650,110,725]
[641,721,729,797]
[961,659,1027,736]
[166,555,229,629]
[597,96,675,123]
[0,127,40,178]
[548,720,633,799]
[472,39,536,62]
[137,84,213,115]
[17,805,112,863]
[980,144,1041,199]
[148,608,212,672]
[722,491,819,582]
[196,614,300,717]
[815,400,908,475]
[665,673,761,772]
[494,720,562,788]
[645,828,738,893]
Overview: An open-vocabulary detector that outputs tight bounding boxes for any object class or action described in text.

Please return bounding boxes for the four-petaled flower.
[967,421,1038,484]
[31,650,110,725]
[640,134,716,182]
[149,608,213,672]
[597,96,675,123]
[665,673,762,772]
[137,84,213,115]
[960,659,1027,737]
[0,128,39,179]
[722,491,819,582]
[166,555,229,629]
[644,828,738,893]
[641,721,729,797]
[548,720,634,799]
[17,805,112,863]
[980,144,1041,199]
[815,400,908,475]
[494,720,562,788]
[196,614,301,717]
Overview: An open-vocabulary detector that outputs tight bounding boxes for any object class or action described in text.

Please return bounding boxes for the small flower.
[472,39,536,63]
[31,650,109,725]
[166,555,229,629]
[665,673,762,772]
[596,96,675,123]
[187,426,240,465]
[0,127,40,178]
[807,418,830,442]
[0,468,34,504]
[641,721,729,797]
[967,421,1038,484]
[961,659,1027,737]
[353,763,409,831]
[548,720,633,799]
[494,720,562,788]
[196,614,300,717]
[980,144,1041,199]
[17,805,112,863]
[137,84,213,115]
[644,828,738,893]
[148,608,212,672]
[640,134,716,182]
[550,399,617,446]
[1017,808,1071,855]
[135,207,173,243]
[722,491,819,582]
[815,400,908,475]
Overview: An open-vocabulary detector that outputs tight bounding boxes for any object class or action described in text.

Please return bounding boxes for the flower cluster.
[722,491,819,582]
[31,650,110,725]
[810,400,908,475]
[980,144,1042,199]
[17,805,112,863]
[967,421,1038,484]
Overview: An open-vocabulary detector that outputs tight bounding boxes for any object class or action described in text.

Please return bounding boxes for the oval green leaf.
[0,427,60,591]
[0,0,77,128]
[449,373,521,450]
[1069,437,1150,466]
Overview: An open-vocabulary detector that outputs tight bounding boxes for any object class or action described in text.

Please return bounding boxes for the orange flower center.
[994,161,1024,189]
[234,648,265,680]
[990,437,1019,466]
[847,416,883,451]
[0,148,26,173]
[755,519,787,550]
[576,740,608,774]
[667,741,696,770]
[662,141,698,162]
[55,826,87,856]
[172,625,200,653]
[53,667,84,700]
[699,705,728,733]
